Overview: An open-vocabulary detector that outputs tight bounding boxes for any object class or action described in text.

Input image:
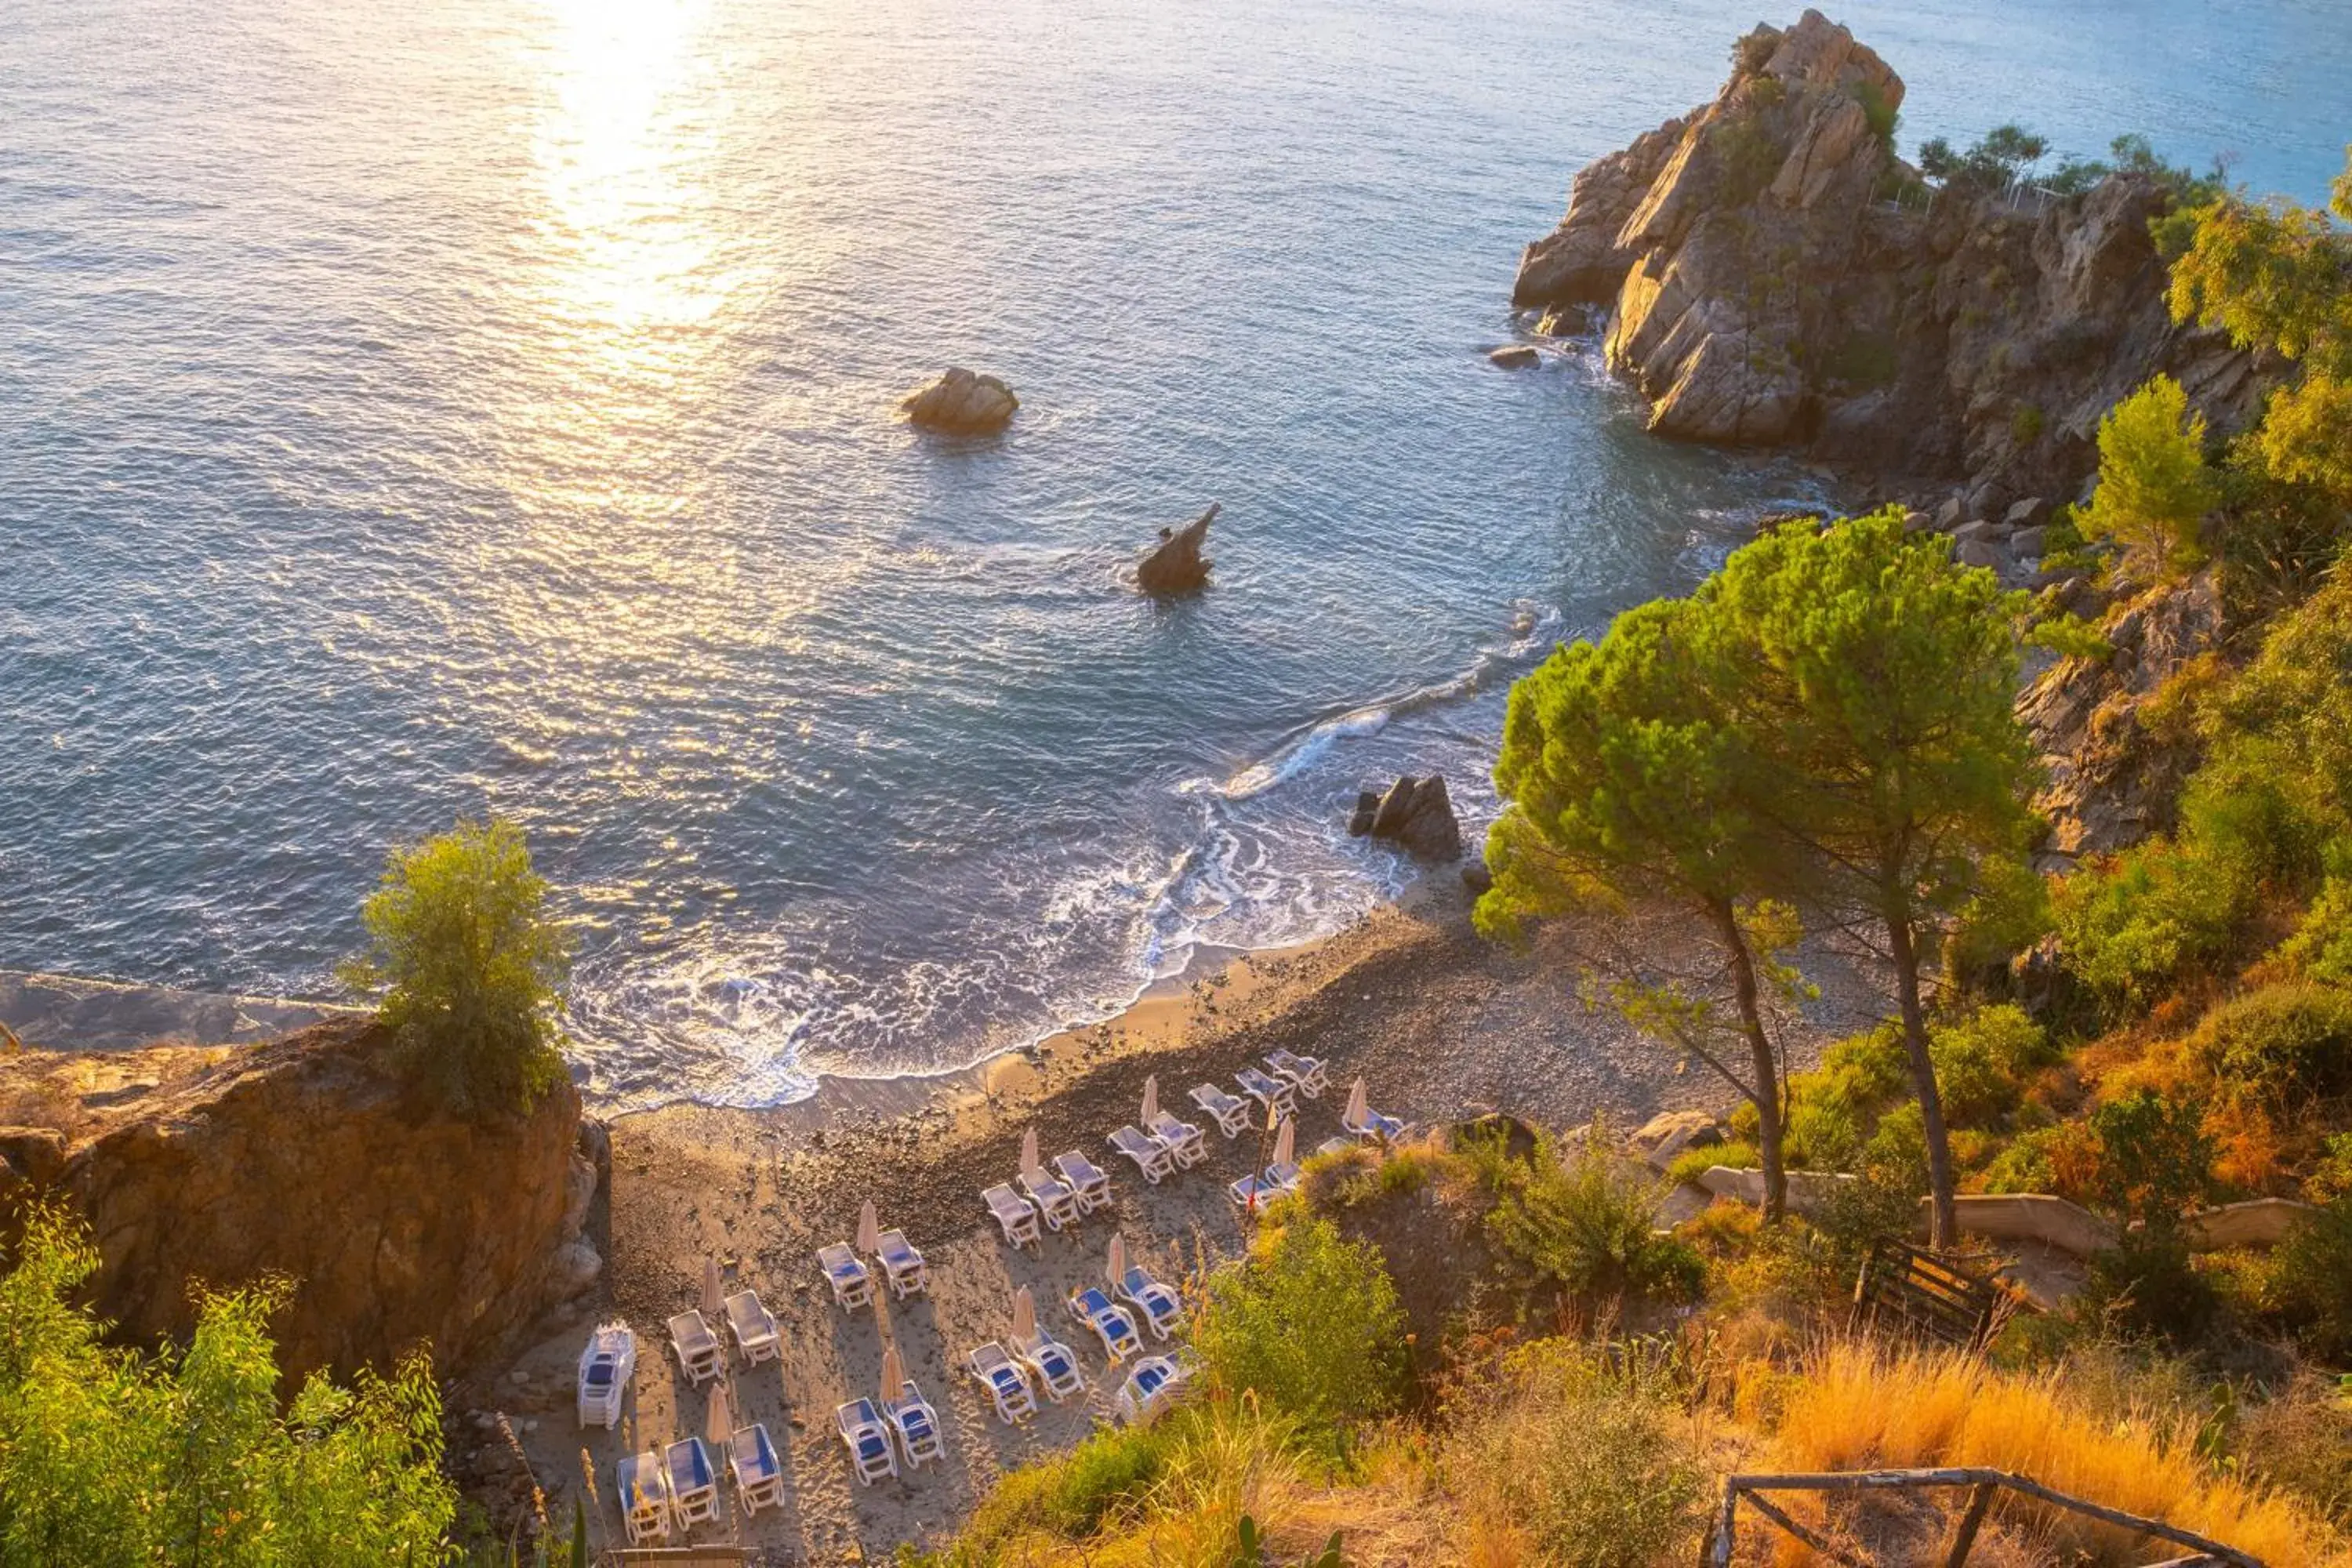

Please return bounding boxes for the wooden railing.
[1705,1468,2262,1568]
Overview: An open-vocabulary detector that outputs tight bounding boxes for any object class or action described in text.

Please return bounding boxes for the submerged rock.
[1358,775,1463,863]
[1138,503,1218,597]
[1487,344,1541,369]
[902,366,1018,434]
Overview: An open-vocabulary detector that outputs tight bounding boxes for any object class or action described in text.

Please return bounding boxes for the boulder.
[2004,496,2050,528]
[1628,1109,1723,1172]
[1346,789,1379,837]
[1137,503,1218,597]
[1488,344,1541,369]
[0,1018,587,1381]
[1534,304,1592,336]
[1361,775,1464,863]
[2010,524,2049,558]
[1956,537,2005,568]
[901,367,1018,434]
[1951,518,2004,546]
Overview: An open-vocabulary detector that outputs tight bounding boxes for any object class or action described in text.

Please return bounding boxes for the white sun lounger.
[816,1242,873,1309]
[837,1397,898,1486]
[615,1450,672,1546]
[1265,1048,1330,1098]
[1228,1170,1287,1210]
[1054,1149,1114,1212]
[1235,1067,1297,1121]
[1012,1324,1087,1402]
[667,1310,723,1389]
[1114,1354,1185,1426]
[1343,1102,1407,1142]
[1147,1110,1207,1167]
[1018,1167,1081,1231]
[1189,1083,1251,1138]
[876,1229,929,1297]
[576,1322,635,1429]
[887,1377,946,1469]
[728,1423,784,1515]
[1265,1159,1303,1192]
[983,1183,1043,1250]
[1115,1265,1183,1341]
[1067,1285,1142,1363]
[722,1289,779,1365]
[666,1436,720,1528]
[967,1341,1036,1423]
[1108,1124,1175,1184]
[1316,1134,1358,1159]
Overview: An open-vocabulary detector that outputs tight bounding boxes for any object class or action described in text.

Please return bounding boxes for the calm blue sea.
[3,0,2345,1109]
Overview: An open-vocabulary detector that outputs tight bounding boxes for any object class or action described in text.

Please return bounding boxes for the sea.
[4,0,2347,1110]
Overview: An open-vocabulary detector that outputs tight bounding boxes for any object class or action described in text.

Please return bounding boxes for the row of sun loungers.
[615,1420,790,1544]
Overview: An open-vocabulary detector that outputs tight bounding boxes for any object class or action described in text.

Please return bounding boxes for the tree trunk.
[1886,909,1958,1249]
[1711,900,1788,1223]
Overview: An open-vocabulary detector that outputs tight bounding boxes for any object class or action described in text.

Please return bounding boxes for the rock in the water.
[1361,775,1463,863]
[1535,303,1592,335]
[1137,503,1218,596]
[1346,790,1379,837]
[1488,344,1541,368]
[1510,9,2273,504]
[901,366,1018,434]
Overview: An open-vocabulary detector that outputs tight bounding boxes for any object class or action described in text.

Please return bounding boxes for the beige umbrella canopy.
[707,1380,732,1445]
[1020,1127,1043,1180]
[1012,1284,1037,1344]
[1107,1232,1128,1287]
[1273,1116,1295,1168]
[1346,1076,1369,1128]
[1141,1075,1160,1124]
[858,1198,880,1256]
[701,1257,724,1318]
[881,1341,906,1403]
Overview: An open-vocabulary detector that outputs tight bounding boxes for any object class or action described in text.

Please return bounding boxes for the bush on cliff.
[342,817,571,1116]
[0,1206,457,1565]
[2082,375,2220,580]
[1193,1214,1406,1452]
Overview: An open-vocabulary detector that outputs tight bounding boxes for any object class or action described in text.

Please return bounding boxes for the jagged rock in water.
[1138,503,1218,596]
[1361,775,1463,863]
[1534,303,1592,335]
[2019,572,2223,868]
[1347,789,1380,837]
[901,366,1018,433]
[1510,9,2268,505]
[1488,344,1541,368]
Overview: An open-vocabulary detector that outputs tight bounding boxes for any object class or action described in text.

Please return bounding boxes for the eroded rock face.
[902,367,1018,434]
[1512,9,2263,505]
[2019,572,2224,867]
[0,1018,590,1381]
[1138,503,1218,596]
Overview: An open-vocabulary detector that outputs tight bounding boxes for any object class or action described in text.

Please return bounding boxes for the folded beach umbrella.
[701,1257,724,1319]
[1020,1127,1043,1180]
[1273,1116,1295,1169]
[1107,1232,1127,1287]
[1142,1075,1160,1123]
[1346,1077,1369,1129]
[881,1341,906,1400]
[858,1198,880,1257]
[707,1380,731,1446]
[1012,1284,1038,1343]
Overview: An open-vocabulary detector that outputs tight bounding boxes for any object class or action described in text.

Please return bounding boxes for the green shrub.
[2053,834,2256,1014]
[341,818,572,1116]
[2011,401,2046,445]
[1981,1124,2066,1194]
[1481,1127,1704,1305]
[2280,854,2352,985]
[1929,1004,2053,1127]
[0,1206,457,1563]
[2306,1131,2352,1203]
[960,1420,1171,1548]
[2190,981,2352,1113]
[2234,1369,2352,1528]
[2082,1230,2220,1343]
[2081,376,2219,579]
[1450,1340,1704,1568]
[1853,81,1900,154]
[1667,1138,1755,1189]
[2053,1088,2216,1227]
[1194,1215,1406,1446]
[2254,1198,2352,1362]
[1751,1026,1909,1168]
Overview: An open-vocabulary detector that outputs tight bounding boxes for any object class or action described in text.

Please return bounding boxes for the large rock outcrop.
[1138,503,1218,596]
[0,1018,594,1380]
[902,367,1018,434]
[1512,9,2264,512]
[1348,775,1465,863]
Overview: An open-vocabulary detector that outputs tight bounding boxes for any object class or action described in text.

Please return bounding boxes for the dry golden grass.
[1757,1344,2348,1568]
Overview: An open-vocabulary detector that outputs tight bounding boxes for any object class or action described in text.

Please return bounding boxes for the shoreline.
[476,873,1889,1561]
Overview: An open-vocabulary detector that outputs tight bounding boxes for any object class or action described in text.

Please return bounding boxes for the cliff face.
[1514,9,2263,515]
[0,1018,599,1381]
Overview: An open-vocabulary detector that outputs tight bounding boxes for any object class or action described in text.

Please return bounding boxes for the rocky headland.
[1514,9,2267,541]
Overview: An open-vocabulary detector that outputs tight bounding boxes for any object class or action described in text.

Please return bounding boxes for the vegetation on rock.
[341,818,572,1116]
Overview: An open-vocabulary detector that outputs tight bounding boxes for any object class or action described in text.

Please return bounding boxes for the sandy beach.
[463,877,1884,1563]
